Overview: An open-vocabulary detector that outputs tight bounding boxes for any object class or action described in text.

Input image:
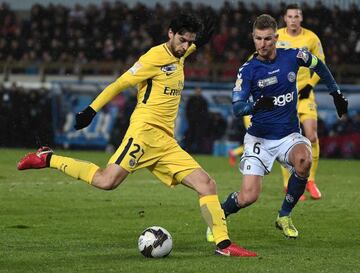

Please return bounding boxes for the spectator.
[184,87,209,153]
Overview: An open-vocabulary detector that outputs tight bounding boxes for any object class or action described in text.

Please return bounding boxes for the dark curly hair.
[169,13,201,35]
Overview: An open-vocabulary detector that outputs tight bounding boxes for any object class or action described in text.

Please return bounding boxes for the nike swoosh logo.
[216,249,230,256]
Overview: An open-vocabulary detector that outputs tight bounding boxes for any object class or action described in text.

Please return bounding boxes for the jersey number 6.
[253,142,261,155]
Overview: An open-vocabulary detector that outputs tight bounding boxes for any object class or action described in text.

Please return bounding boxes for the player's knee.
[197,175,217,196]
[97,178,117,190]
[204,177,217,195]
[295,156,312,178]
[94,171,121,190]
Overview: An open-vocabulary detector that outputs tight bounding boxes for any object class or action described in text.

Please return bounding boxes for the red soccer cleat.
[215,243,257,257]
[17,147,53,170]
[306,180,322,200]
[228,150,237,167]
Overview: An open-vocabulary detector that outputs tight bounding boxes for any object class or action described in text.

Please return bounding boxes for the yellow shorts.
[298,98,318,123]
[108,122,201,186]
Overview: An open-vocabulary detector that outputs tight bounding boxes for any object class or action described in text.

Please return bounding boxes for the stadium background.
[0,0,359,157]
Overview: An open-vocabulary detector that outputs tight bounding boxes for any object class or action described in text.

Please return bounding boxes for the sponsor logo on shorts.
[129,158,136,168]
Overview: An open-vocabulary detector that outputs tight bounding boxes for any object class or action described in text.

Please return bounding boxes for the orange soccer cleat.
[306,180,322,200]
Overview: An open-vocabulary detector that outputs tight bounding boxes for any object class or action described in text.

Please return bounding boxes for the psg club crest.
[287,72,296,82]
[129,158,136,168]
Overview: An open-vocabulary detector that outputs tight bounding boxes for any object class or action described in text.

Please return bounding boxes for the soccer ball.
[138,226,173,258]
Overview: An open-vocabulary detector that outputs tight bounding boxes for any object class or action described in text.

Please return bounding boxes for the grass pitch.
[0,148,359,273]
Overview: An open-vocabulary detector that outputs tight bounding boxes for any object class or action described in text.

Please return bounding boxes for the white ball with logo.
[138,226,173,258]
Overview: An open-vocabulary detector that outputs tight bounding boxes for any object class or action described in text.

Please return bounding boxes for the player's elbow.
[232,101,253,117]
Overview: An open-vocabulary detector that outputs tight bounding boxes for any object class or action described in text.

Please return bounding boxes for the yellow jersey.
[90,43,196,137]
[276,27,325,99]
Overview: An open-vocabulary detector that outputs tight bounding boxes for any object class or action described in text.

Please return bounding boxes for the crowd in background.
[0,84,53,147]
[1,1,360,157]
[0,1,360,80]
[1,83,359,157]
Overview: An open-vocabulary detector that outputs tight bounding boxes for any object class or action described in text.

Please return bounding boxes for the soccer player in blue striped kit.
[208,14,348,241]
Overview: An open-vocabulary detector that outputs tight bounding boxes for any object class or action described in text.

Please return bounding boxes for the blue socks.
[221,192,242,217]
[279,172,308,217]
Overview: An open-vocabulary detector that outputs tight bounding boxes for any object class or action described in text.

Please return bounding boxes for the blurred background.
[0,0,359,158]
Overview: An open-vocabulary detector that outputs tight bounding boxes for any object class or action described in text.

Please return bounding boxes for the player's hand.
[299,84,313,100]
[74,106,97,130]
[194,16,215,48]
[253,96,275,112]
[330,90,348,118]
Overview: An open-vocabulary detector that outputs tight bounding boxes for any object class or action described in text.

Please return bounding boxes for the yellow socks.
[50,155,100,184]
[199,195,229,244]
[309,140,319,181]
[281,165,291,188]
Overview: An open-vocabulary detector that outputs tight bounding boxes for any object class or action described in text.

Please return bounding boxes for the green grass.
[0,148,359,273]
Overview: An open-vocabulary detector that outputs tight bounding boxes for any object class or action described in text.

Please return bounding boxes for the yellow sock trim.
[309,140,319,181]
[50,155,100,184]
[281,165,291,188]
[232,146,244,156]
[199,195,229,244]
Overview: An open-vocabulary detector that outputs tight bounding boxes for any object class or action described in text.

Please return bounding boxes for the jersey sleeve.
[232,64,252,103]
[295,48,339,93]
[90,59,159,112]
[295,48,318,69]
[184,43,196,58]
[232,64,254,116]
[308,34,325,87]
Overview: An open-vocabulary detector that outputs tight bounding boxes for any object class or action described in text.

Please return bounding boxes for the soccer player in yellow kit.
[276,4,323,200]
[17,14,256,257]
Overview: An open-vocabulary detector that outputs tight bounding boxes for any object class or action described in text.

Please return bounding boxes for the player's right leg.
[17,146,129,190]
[182,169,257,257]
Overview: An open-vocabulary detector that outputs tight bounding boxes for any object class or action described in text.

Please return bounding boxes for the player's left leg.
[302,118,321,199]
[277,142,312,238]
[182,169,257,257]
[17,146,129,190]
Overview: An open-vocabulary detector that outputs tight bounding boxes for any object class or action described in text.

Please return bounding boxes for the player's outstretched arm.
[297,50,348,118]
[329,90,348,118]
[194,16,215,49]
[74,106,97,130]
[311,59,348,118]
[74,76,132,130]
